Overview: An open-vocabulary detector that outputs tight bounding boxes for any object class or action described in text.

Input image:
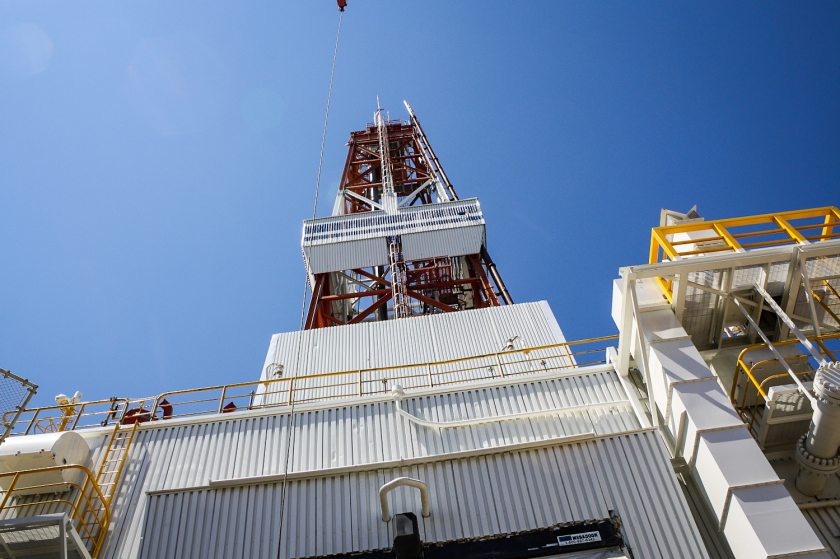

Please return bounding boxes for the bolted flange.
[814,362,840,406]
[795,434,840,496]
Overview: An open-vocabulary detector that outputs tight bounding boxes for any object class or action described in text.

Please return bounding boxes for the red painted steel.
[305,118,509,329]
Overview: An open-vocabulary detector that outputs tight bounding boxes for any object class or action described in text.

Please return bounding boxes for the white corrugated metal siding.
[257,301,570,405]
[304,237,387,274]
[99,367,639,558]
[400,225,484,262]
[302,199,486,274]
[135,432,708,559]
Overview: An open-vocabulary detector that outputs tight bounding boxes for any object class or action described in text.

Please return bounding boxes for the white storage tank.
[0,431,91,495]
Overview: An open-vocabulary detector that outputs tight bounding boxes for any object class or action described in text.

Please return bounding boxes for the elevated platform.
[301,199,485,275]
[0,514,91,559]
[645,206,840,350]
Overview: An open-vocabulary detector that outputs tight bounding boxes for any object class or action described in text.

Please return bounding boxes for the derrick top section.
[331,103,456,216]
[301,102,513,329]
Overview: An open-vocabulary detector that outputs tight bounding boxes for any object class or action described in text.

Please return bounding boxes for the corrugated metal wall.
[258,301,568,404]
[100,368,638,558]
[136,432,708,559]
[804,506,840,557]
[301,199,485,274]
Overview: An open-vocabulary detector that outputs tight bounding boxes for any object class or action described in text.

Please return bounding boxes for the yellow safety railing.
[813,279,840,327]
[729,332,840,437]
[650,206,840,301]
[3,397,146,437]
[0,464,110,557]
[4,335,617,433]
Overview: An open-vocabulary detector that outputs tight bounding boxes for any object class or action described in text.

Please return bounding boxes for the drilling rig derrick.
[302,103,511,329]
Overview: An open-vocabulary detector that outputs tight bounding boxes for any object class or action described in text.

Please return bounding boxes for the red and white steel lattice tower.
[302,102,513,329]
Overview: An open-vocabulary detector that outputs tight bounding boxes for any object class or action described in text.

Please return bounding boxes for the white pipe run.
[391,385,624,431]
[379,477,430,522]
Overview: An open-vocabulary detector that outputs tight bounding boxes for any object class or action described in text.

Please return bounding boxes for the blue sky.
[1,1,838,407]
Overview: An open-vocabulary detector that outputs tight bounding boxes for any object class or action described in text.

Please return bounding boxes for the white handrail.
[379,477,430,522]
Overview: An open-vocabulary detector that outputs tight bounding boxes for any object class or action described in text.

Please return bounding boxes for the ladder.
[95,422,139,506]
[388,235,410,318]
[70,422,138,556]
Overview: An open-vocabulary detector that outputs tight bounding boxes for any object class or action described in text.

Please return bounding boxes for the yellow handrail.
[649,206,840,299]
[6,335,618,433]
[729,332,840,436]
[0,464,110,557]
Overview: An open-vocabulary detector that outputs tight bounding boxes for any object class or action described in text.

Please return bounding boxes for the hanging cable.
[309,10,343,233]
[276,10,343,556]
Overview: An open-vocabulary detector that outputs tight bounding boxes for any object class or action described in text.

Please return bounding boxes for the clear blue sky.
[1,2,838,407]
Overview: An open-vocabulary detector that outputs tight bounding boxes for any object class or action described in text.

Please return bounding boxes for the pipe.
[799,498,840,510]
[379,477,430,522]
[392,385,617,430]
[796,361,840,496]
[403,100,458,201]
[480,246,514,305]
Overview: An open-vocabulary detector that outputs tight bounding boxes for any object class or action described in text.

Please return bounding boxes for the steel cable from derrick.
[276,10,343,557]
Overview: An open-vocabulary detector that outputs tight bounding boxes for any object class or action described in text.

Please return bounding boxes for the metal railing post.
[218,387,227,414]
[495,353,505,377]
[70,403,86,430]
[25,411,38,435]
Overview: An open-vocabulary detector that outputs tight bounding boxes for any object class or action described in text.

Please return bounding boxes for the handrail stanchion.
[70,403,86,430]
[218,386,227,414]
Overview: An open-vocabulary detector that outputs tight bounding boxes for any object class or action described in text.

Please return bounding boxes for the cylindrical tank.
[0,431,91,495]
